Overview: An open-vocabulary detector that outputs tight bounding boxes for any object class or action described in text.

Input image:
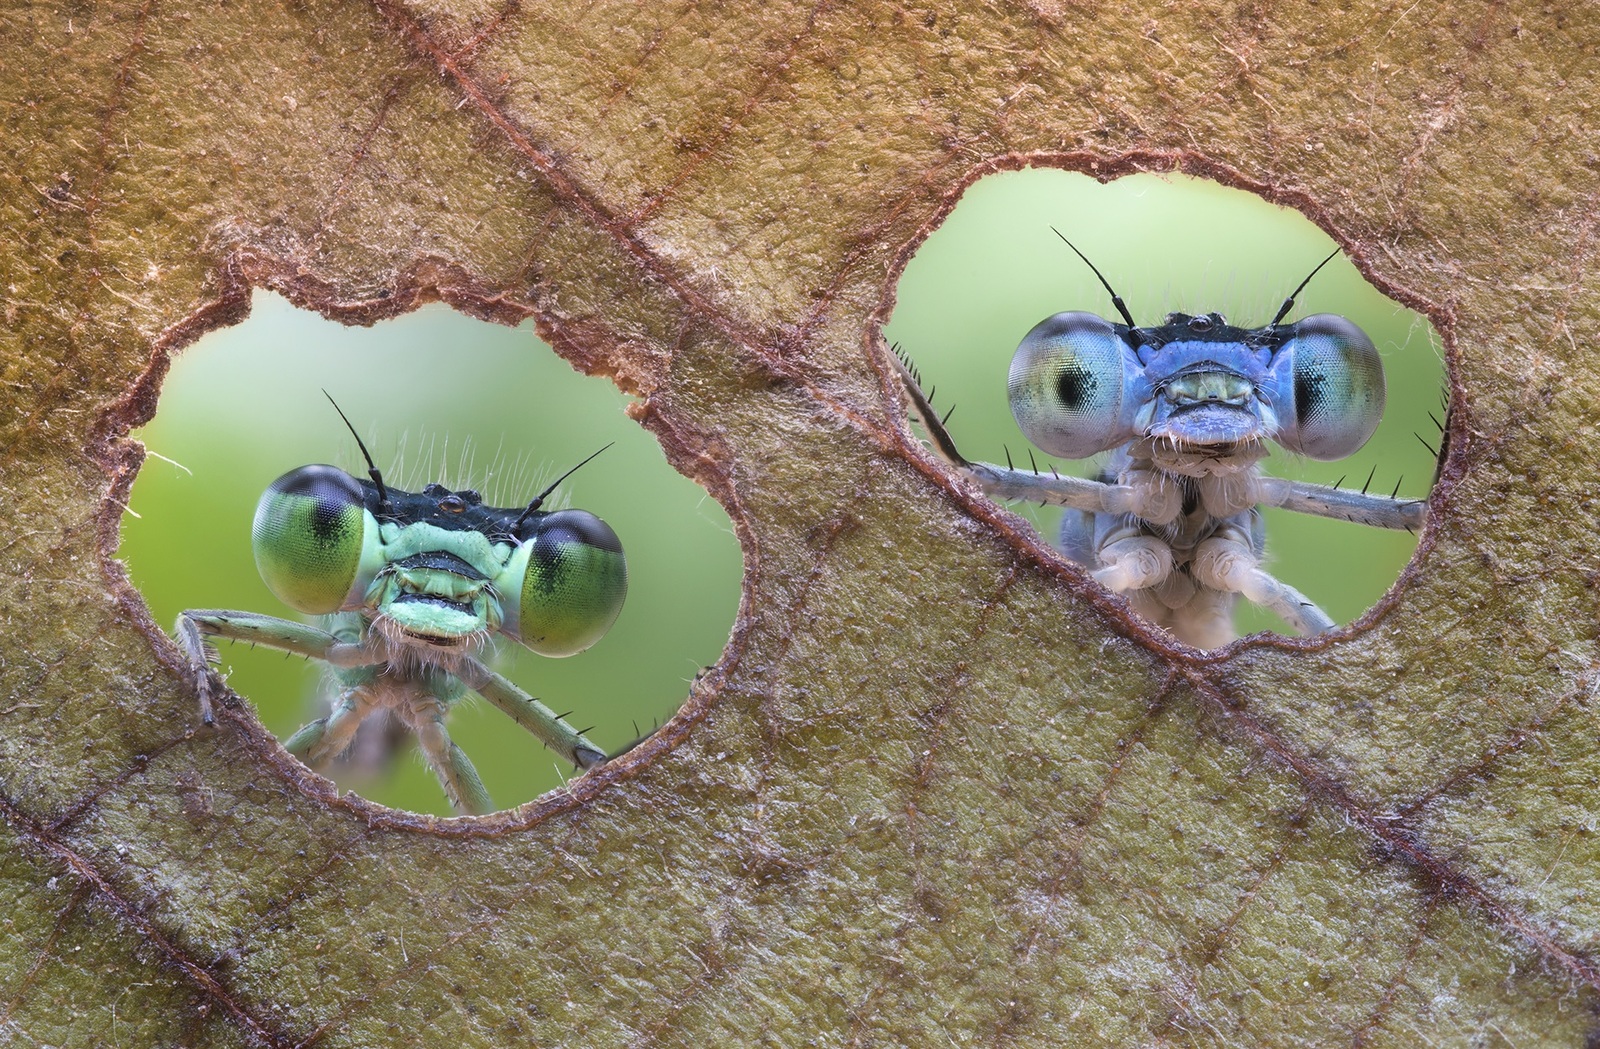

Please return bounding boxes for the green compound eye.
[251,464,380,614]
[503,508,628,656]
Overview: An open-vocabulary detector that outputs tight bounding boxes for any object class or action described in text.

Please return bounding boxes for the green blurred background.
[122,169,1441,815]
[881,170,1443,638]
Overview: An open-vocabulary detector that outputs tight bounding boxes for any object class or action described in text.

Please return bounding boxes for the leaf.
[2,1,1597,1045]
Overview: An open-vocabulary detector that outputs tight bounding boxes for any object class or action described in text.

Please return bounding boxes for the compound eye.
[503,509,628,656]
[1273,314,1386,460]
[251,465,377,614]
[1008,311,1132,459]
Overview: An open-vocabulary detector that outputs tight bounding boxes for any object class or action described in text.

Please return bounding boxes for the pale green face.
[250,465,626,654]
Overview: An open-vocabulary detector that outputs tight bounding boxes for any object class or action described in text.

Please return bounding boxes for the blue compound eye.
[1272,314,1386,460]
[1008,311,1133,460]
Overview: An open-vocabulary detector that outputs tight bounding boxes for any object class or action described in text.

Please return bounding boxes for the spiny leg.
[174,612,223,725]
[1255,476,1426,531]
[179,610,499,813]
[893,350,1178,523]
[924,451,1424,534]
[285,688,377,770]
[457,656,607,770]
[402,693,493,816]
[1092,535,1174,594]
[176,609,383,723]
[922,450,1425,533]
[179,610,373,661]
[1192,533,1337,636]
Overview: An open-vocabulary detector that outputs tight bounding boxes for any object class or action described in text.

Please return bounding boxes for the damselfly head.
[1008,238,1387,468]
[251,407,627,662]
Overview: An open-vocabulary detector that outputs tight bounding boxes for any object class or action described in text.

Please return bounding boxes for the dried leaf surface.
[2,1,1598,1045]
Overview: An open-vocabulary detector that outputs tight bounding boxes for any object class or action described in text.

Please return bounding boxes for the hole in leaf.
[123,293,742,815]
[886,170,1445,643]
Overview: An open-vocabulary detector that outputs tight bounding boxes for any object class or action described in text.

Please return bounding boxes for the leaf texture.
[2,1,1598,1045]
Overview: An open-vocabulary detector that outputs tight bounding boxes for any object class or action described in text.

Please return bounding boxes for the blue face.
[1006,308,1386,464]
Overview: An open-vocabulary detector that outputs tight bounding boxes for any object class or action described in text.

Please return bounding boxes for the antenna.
[1270,248,1341,326]
[514,444,613,530]
[1052,228,1137,328]
[323,391,390,506]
